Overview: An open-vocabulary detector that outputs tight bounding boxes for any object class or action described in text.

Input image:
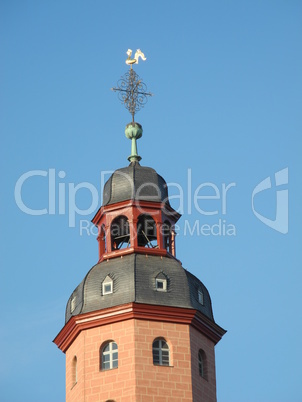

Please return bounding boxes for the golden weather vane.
[125,49,147,67]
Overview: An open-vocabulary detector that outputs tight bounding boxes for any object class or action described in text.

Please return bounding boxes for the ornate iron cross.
[111,49,152,122]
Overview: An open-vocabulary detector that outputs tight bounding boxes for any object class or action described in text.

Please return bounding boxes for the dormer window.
[156,278,167,291]
[155,272,168,292]
[102,276,113,295]
[198,289,204,305]
[70,296,76,313]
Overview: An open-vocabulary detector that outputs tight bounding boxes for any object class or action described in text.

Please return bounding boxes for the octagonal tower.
[54,53,226,402]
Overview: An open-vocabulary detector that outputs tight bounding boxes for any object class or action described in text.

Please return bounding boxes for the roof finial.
[125,122,143,163]
[111,49,152,162]
[125,49,147,68]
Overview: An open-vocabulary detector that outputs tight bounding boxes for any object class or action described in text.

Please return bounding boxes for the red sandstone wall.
[134,319,193,402]
[66,320,136,402]
[65,318,216,402]
[190,326,217,402]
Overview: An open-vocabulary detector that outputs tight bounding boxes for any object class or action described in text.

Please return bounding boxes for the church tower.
[54,50,226,402]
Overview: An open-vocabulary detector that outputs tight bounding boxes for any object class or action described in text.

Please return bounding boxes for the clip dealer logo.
[252,168,288,234]
[14,167,289,236]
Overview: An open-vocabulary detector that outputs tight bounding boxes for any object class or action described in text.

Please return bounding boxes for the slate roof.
[102,161,170,206]
[65,254,214,324]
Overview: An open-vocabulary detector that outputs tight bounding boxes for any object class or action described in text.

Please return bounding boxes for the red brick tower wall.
[190,326,217,402]
[65,317,218,402]
[134,319,193,401]
[66,320,136,402]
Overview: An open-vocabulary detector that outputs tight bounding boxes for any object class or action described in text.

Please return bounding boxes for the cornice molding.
[53,303,226,353]
[92,200,180,226]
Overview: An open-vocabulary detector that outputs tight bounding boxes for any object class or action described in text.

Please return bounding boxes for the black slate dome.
[65,254,215,324]
[102,162,170,206]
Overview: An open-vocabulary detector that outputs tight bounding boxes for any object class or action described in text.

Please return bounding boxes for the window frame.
[198,349,207,379]
[101,341,118,371]
[152,338,170,366]
[71,355,77,388]
[156,278,167,291]
[70,296,76,313]
[102,276,113,295]
[198,289,204,305]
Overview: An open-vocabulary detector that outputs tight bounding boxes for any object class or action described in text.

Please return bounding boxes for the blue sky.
[1,1,302,401]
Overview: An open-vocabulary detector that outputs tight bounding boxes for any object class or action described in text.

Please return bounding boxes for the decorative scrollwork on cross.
[111,49,152,122]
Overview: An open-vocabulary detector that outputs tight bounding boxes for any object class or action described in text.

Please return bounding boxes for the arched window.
[111,216,130,250]
[198,349,207,379]
[152,338,170,366]
[137,214,158,248]
[71,356,77,386]
[101,341,118,370]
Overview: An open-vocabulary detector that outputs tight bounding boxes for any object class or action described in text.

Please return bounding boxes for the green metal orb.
[125,122,143,163]
[125,122,143,140]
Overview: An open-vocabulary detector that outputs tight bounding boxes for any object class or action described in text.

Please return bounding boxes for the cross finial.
[111,49,152,123]
[111,49,153,162]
